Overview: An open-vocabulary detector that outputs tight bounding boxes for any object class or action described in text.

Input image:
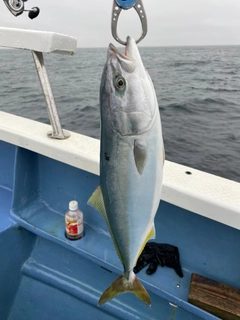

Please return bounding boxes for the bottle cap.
[69,200,78,211]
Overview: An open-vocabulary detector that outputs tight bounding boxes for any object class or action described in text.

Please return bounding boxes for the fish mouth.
[109,43,131,61]
[109,36,136,72]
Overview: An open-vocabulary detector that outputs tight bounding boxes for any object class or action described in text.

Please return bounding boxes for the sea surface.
[0,46,240,182]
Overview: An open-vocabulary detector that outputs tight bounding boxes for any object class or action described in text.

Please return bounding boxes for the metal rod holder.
[31,50,70,139]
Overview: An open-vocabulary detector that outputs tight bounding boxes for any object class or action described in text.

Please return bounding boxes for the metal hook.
[111,0,147,45]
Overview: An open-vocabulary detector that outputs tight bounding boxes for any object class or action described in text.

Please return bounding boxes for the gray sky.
[0,0,240,47]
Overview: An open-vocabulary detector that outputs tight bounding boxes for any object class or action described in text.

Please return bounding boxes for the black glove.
[134,242,183,278]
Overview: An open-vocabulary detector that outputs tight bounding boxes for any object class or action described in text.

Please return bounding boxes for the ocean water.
[0,46,240,183]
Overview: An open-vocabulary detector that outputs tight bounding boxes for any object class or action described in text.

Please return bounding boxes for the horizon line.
[76,43,240,49]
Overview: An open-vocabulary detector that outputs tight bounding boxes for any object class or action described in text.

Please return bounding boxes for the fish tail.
[98,271,151,306]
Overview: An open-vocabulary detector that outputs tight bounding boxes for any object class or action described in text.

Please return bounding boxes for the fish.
[88,36,164,306]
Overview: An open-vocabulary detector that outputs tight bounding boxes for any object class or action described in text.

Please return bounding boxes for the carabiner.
[111,0,147,45]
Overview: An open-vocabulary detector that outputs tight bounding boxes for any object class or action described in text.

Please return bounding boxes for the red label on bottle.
[68,224,78,234]
[66,220,83,236]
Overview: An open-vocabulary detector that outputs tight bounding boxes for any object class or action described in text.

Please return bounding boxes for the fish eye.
[115,76,126,90]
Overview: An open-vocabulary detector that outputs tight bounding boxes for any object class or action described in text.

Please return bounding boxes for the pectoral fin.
[134,140,147,175]
[88,186,124,265]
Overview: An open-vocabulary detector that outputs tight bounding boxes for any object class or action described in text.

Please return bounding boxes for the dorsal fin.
[88,186,124,265]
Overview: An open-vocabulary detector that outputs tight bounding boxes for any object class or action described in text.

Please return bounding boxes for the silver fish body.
[88,36,164,306]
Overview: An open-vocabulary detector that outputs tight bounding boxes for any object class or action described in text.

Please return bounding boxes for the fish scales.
[88,36,164,306]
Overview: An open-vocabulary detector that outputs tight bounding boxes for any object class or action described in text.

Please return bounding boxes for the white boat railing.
[0,27,77,139]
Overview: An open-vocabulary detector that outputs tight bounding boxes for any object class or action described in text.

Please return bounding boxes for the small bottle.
[65,200,84,240]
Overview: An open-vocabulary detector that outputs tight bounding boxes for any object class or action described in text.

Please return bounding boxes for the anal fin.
[135,224,156,263]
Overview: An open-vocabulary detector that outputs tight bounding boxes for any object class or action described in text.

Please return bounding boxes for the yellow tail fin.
[98,272,151,306]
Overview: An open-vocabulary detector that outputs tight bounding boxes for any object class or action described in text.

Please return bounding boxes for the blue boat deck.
[1,139,240,319]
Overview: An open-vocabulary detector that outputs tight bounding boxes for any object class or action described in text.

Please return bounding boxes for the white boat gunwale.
[1,111,239,231]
